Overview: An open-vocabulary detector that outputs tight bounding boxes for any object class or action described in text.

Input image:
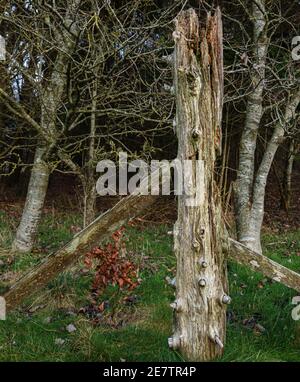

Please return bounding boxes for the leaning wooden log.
[3,186,160,312]
[227,238,300,293]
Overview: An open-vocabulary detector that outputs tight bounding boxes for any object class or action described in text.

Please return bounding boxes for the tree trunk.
[83,182,97,227]
[281,140,297,211]
[12,146,50,252]
[234,0,300,254]
[12,5,80,253]
[244,89,300,254]
[169,8,228,361]
[234,0,268,253]
[83,80,98,227]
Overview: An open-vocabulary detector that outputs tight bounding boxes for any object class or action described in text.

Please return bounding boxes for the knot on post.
[214,335,224,349]
[192,128,201,139]
[170,298,184,312]
[199,258,208,268]
[193,240,200,249]
[172,31,181,42]
[221,294,231,305]
[168,334,182,350]
[209,332,224,349]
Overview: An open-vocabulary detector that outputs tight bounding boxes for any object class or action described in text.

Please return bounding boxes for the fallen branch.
[3,192,159,312]
[227,238,300,293]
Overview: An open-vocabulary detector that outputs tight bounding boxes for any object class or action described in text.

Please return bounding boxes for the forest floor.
[0,208,300,362]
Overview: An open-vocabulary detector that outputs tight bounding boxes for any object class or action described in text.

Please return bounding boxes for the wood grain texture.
[228,238,300,293]
[170,8,227,361]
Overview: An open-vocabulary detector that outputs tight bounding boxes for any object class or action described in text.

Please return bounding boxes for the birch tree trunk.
[83,183,97,228]
[234,0,268,254]
[12,146,50,252]
[169,8,228,361]
[12,3,80,253]
[235,87,300,255]
[250,89,300,231]
[234,0,300,254]
[83,80,98,227]
[281,140,297,211]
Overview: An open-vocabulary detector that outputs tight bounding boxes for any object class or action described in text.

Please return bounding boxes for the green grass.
[0,211,300,361]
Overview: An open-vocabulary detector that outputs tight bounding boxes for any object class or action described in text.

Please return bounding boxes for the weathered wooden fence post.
[169,8,228,361]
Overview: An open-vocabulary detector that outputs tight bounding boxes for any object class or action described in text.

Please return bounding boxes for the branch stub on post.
[199,259,208,268]
[198,278,207,287]
[221,294,231,305]
[168,335,182,350]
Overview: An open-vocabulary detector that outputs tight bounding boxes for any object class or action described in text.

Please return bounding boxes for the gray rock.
[66,323,77,333]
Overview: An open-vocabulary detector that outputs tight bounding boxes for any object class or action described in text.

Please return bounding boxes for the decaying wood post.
[169,8,228,361]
